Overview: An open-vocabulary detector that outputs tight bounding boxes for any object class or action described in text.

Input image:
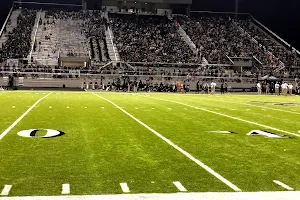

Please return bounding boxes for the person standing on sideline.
[211,81,216,95]
[257,82,262,95]
[196,80,200,94]
[127,81,131,93]
[281,82,288,96]
[221,83,224,94]
[205,82,210,94]
[224,82,228,93]
[270,82,275,94]
[275,82,279,95]
[281,82,285,96]
[266,83,270,95]
[288,83,293,96]
[134,81,138,93]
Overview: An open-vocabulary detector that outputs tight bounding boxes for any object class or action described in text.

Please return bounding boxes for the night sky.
[0,0,299,49]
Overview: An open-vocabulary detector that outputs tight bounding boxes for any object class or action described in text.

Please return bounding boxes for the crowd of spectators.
[174,15,273,65]
[0,9,37,59]
[82,10,107,39]
[82,10,109,62]
[238,20,300,67]
[110,13,198,63]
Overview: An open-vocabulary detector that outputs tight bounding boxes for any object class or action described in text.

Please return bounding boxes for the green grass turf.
[0,91,300,196]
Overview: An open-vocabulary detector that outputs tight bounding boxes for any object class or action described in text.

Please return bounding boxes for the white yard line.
[0,93,52,140]
[61,184,70,195]
[0,185,12,196]
[173,181,187,192]
[148,97,300,138]
[273,180,294,191]
[120,183,130,193]
[3,192,300,200]
[93,93,241,192]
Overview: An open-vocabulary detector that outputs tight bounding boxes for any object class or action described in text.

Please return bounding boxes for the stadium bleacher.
[110,13,198,63]
[0,4,300,91]
[0,9,36,59]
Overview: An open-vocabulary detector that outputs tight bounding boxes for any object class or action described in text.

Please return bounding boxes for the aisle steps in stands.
[28,10,43,62]
[92,38,100,61]
[34,17,62,66]
[31,11,46,61]
[105,27,120,62]
[178,25,197,54]
[95,38,103,62]
[100,40,108,62]
[32,16,88,66]
[0,9,21,46]
[33,13,59,66]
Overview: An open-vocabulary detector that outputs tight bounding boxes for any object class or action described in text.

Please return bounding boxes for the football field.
[0,91,300,199]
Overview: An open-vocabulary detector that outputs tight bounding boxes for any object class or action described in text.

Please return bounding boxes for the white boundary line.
[61,184,70,195]
[0,92,52,140]
[148,97,300,138]
[93,93,241,192]
[2,192,300,200]
[273,180,294,191]
[120,183,130,193]
[207,98,300,115]
[0,185,12,196]
[173,181,187,192]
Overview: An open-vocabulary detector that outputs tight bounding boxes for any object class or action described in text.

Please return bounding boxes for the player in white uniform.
[257,82,262,95]
[275,82,279,95]
[281,82,288,96]
[288,83,293,96]
[211,81,216,95]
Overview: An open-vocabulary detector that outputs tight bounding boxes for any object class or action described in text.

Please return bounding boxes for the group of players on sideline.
[256,81,299,95]
[81,78,300,95]
[1,80,299,95]
[83,79,220,94]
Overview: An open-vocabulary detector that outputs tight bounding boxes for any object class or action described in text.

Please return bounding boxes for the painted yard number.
[16,129,288,139]
[17,129,65,138]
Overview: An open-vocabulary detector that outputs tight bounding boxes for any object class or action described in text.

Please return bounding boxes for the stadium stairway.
[92,38,100,61]
[0,9,21,47]
[105,27,120,62]
[177,24,197,54]
[99,39,107,62]
[30,11,45,63]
